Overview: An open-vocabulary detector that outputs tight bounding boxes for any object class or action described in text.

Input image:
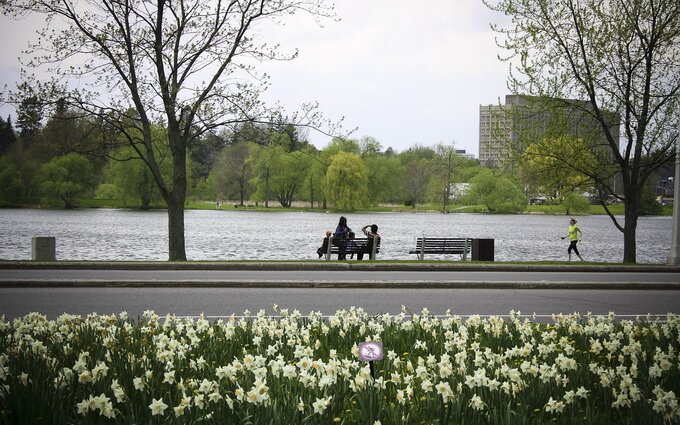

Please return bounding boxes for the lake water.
[0,208,673,263]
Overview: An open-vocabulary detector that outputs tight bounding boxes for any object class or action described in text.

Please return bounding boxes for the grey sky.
[0,0,511,157]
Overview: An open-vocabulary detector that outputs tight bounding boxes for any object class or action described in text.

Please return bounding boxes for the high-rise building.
[478,95,619,168]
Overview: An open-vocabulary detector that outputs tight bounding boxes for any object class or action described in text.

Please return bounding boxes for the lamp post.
[669,137,680,265]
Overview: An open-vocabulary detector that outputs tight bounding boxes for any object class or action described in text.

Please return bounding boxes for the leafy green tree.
[304,163,325,209]
[327,137,361,155]
[400,146,435,209]
[325,152,368,211]
[431,143,464,212]
[188,131,228,184]
[37,153,92,208]
[107,156,161,209]
[562,192,590,215]
[248,144,275,208]
[639,185,663,216]
[359,136,382,157]
[249,137,311,208]
[363,153,403,205]
[0,116,18,155]
[210,141,253,206]
[94,183,119,200]
[0,157,24,206]
[104,125,172,209]
[268,150,311,208]
[40,99,103,159]
[485,0,680,262]
[466,169,527,213]
[520,136,598,202]
[15,83,43,146]
[4,0,335,261]
[307,148,334,209]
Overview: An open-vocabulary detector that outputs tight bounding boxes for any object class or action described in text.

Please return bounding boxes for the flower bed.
[1,308,679,424]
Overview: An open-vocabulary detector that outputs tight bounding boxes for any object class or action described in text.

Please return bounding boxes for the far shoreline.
[2,199,672,217]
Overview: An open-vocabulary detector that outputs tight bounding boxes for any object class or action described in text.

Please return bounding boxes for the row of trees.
[2,96,668,216]
[3,104,535,213]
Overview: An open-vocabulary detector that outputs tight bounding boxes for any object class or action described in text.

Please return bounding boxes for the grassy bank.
[76,199,670,217]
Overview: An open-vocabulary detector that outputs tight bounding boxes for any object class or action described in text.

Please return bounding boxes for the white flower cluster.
[0,309,678,424]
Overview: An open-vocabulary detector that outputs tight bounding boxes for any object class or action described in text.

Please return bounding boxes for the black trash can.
[472,238,494,261]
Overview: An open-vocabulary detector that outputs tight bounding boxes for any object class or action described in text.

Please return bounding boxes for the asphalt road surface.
[2,286,679,321]
[2,266,678,320]
[1,268,680,288]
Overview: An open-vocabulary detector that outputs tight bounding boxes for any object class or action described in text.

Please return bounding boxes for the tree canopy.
[325,152,369,212]
[485,0,680,262]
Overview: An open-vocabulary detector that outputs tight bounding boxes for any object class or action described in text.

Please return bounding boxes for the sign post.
[358,341,383,379]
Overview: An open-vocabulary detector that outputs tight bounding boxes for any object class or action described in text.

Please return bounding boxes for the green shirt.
[568,224,581,241]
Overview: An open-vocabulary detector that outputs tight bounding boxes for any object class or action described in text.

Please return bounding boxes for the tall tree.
[0,157,24,205]
[0,116,18,155]
[466,169,527,213]
[400,145,435,209]
[485,0,680,262]
[15,84,43,146]
[325,152,368,211]
[433,143,461,212]
[210,141,253,206]
[37,152,92,208]
[3,0,335,261]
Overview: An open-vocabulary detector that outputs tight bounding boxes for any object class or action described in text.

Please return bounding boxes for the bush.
[95,183,120,200]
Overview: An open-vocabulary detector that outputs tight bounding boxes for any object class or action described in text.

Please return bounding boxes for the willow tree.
[485,0,680,263]
[325,152,368,212]
[2,0,334,260]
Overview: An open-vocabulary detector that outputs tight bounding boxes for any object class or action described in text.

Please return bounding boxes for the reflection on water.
[0,208,672,263]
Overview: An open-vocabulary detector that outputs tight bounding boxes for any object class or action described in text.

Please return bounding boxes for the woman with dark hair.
[334,216,351,260]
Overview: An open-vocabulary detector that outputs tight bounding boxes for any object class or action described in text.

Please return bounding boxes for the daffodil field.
[1,308,679,424]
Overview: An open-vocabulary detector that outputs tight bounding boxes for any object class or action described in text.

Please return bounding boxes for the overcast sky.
[0,0,511,157]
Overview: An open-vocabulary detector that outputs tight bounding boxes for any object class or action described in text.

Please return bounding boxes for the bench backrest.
[414,237,470,260]
[326,236,380,259]
[415,237,470,251]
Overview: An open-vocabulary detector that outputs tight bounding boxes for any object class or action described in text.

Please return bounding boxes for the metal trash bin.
[32,237,56,261]
[472,238,494,261]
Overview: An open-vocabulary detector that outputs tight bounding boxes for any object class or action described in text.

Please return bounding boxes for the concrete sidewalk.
[2,260,680,273]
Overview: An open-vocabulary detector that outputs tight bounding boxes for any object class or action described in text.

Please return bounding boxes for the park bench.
[409,237,471,260]
[324,236,380,260]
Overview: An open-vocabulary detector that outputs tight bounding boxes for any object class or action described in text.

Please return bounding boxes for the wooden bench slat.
[325,237,380,260]
[409,237,470,260]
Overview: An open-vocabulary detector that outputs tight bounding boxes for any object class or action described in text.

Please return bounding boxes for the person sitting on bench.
[358,224,380,260]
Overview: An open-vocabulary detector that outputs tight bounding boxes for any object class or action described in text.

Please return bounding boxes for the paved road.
[1,286,679,320]
[2,264,678,320]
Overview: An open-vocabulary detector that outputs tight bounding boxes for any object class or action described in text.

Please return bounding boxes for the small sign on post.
[358,341,383,379]
[358,341,384,361]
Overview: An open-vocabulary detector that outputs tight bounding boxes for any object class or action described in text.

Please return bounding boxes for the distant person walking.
[561,218,584,261]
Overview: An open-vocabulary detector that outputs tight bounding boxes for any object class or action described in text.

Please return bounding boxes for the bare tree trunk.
[167,193,187,261]
[166,129,187,261]
[622,189,639,264]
